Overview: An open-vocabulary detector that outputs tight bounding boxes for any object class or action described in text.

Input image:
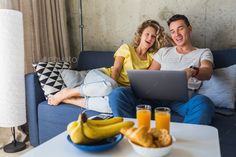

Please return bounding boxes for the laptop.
[127,70,189,101]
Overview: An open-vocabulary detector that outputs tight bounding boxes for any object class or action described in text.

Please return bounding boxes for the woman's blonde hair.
[132,19,173,52]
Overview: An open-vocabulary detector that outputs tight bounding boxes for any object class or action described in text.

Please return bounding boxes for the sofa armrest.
[25,72,46,146]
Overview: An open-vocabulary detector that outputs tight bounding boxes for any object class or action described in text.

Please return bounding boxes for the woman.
[48,19,172,112]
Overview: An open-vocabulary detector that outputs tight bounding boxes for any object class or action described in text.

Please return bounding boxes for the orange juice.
[136,105,151,129]
[155,107,171,133]
[137,109,151,129]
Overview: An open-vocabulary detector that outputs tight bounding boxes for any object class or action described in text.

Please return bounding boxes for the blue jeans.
[109,87,215,125]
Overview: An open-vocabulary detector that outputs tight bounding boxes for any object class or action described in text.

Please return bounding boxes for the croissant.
[120,127,172,148]
[120,126,154,147]
[148,128,172,147]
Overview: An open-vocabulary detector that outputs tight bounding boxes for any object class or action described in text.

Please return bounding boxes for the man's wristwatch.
[189,66,199,77]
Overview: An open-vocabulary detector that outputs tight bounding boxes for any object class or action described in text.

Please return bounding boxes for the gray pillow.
[198,64,236,109]
[58,69,88,88]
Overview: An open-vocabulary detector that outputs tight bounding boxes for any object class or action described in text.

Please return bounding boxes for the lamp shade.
[0,9,26,127]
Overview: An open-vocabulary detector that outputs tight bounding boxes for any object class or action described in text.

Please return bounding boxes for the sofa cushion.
[198,64,236,109]
[58,69,88,88]
[33,62,70,99]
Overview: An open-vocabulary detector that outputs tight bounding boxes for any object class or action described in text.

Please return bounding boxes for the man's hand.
[184,67,197,79]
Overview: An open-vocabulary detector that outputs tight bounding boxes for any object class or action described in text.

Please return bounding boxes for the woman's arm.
[148,60,161,70]
[111,56,125,81]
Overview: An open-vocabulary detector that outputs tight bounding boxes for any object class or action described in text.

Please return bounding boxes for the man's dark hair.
[167,14,190,26]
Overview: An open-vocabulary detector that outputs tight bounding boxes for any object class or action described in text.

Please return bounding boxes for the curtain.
[0,0,71,73]
[22,0,71,73]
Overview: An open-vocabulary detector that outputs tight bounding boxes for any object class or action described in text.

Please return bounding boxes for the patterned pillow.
[33,62,70,99]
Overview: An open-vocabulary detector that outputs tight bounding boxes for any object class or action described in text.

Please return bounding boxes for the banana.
[83,120,134,140]
[67,121,78,135]
[67,112,134,144]
[67,113,95,144]
[87,117,123,126]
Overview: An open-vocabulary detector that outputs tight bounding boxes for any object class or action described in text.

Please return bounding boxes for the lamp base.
[3,141,26,153]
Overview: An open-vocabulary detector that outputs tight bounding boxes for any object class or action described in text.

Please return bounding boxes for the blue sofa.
[25,49,236,156]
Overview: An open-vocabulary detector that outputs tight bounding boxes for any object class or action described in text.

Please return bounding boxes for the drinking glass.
[155,107,171,133]
[136,105,151,129]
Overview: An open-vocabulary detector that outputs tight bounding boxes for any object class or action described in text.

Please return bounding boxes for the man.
[108,14,215,125]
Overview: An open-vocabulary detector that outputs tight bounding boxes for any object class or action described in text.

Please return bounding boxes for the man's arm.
[185,60,213,80]
[195,60,213,80]
[148,60,161,70]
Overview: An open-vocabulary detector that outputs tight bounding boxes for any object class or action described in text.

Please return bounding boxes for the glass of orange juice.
[155,107,171,133]
[136,105,151,129]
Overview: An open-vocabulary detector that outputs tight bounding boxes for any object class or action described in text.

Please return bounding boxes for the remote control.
[89,113,114,120]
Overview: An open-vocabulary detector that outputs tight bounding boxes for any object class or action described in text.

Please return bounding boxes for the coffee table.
[20,118,221,157]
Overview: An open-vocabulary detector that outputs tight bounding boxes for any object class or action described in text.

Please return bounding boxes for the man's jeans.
[109,87,215,125]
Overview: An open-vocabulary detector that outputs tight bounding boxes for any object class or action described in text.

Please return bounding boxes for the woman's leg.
[80,69,118,97]
[62,97,86,107]
[48,88,81,105]
[63,96,112,113]
[86,96,112,113]
[48,69,117,105]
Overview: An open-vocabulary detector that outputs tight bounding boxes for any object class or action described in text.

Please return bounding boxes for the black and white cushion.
[33,62,70,99]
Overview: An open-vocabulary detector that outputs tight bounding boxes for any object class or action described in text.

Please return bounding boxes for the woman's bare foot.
[48,90,66,105]
[63,97,86,107]
[48,88,81,106]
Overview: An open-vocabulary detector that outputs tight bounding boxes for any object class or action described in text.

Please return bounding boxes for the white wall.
[70,0,236,52]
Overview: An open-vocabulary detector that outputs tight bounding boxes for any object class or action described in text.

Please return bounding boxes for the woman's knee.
[81,81,114,96]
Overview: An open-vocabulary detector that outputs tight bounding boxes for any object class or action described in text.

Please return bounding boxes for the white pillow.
[198,64,236,109]
[58,69,88,88]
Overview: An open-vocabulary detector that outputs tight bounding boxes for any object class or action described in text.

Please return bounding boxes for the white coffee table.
[20,118,221,157]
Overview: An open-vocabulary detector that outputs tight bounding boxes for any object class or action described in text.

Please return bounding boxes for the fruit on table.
[67,112,134,144]
[67,113,94,144]
[83,120,134,140]
[87,117,123,126]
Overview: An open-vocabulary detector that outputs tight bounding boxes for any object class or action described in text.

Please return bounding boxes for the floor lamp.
[0,9,26,153]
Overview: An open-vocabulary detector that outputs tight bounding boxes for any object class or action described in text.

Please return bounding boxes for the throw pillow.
[33,62,70,99]
[58,69,88,88]
[198,64,236,109]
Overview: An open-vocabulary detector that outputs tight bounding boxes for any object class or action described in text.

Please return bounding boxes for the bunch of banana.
[67,112,94,144]
[67,112,134,144]
[83,118,134,141]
